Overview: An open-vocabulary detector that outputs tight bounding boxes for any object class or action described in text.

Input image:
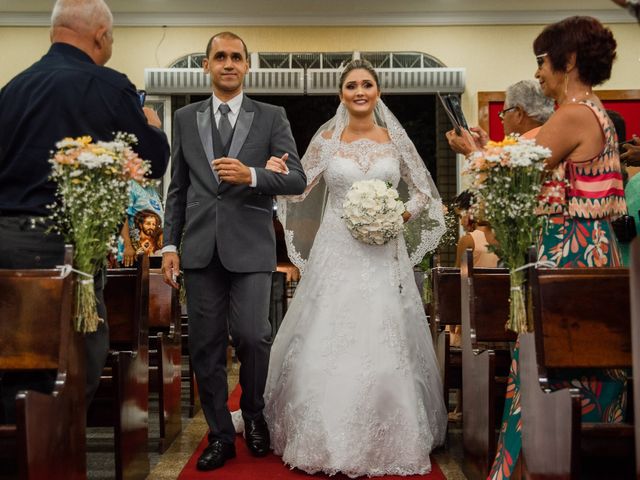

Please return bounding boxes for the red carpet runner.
[178,385,446,480]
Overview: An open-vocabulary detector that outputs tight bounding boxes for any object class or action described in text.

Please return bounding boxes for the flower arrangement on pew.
[48,133,150,333]
[464,135,551,333]
[342,179,405,245]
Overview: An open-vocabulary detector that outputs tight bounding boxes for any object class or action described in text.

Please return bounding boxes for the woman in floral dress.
[488,16,628,479]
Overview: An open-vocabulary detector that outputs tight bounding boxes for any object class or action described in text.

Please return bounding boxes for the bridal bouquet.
[342,179,405,245]
[465,136,551,333]
[49,133,150,333]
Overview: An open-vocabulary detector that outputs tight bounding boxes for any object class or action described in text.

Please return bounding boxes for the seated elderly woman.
[445,79,554,151]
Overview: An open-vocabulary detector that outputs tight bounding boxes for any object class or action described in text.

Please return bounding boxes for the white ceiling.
[0,0,633,26]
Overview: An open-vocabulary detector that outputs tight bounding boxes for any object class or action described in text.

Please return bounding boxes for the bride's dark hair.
[339,59,380,90]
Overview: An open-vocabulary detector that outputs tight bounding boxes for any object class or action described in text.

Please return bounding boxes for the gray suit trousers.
[185,247,272,444]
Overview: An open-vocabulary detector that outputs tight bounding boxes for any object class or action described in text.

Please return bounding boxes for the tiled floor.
[145,360,468,480]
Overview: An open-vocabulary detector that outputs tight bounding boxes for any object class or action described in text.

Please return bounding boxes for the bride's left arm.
[281,135,327,203]
[399,156,430,221]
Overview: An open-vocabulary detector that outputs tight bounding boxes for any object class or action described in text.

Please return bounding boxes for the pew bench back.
[532,267,631,371]
[521,265,633,479]
[0,271,70,371]
[0,250,86,480]
[461,249,515,479]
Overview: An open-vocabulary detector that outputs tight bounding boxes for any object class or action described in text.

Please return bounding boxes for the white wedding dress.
[263,138,447,478]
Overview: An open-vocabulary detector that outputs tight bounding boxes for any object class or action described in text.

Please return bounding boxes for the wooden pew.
[632,237,640,480]
[180,304,201,418]
[269,271,287,338]
[460,249,516,480]
[428,267,462,409]
[87,255,149,480]
[148,268,182,453]
[520,265,634,479]
[520,268,634,480]
[0,247,86,479]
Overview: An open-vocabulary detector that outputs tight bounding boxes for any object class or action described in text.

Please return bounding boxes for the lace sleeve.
[285,135,327,203]
[399,155,430,219]
[390,123,445,265]
[276,134,329,273]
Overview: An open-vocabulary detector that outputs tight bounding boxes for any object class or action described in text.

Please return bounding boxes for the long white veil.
[277,99,445,274]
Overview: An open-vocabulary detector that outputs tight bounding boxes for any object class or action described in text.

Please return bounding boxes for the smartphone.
[137,89,147,107]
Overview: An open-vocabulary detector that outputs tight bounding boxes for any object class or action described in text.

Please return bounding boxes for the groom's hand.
[162,252,181,289]
[212,157,252,185]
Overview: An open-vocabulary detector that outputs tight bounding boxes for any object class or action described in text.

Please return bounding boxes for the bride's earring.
[563,73,569,98]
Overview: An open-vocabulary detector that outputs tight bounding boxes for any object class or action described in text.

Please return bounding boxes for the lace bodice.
[303,137,428,219]
[325,139,399,207]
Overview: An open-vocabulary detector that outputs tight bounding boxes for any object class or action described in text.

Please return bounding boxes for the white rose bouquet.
[342,179,405,245]
[48,133,150,333]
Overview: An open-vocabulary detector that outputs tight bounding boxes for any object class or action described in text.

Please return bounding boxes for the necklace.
[563,90,594,104]
[345,123,376,135]
[570,91,593,103]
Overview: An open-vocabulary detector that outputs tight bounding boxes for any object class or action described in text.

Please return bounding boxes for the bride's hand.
[266,153,289,174]
[402,211,411,223]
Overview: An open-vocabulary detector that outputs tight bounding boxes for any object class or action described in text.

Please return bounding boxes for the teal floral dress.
[619,173,640,265]
[488,101,628,480]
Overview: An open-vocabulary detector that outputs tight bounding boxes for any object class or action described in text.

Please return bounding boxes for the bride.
[263,59,447,477]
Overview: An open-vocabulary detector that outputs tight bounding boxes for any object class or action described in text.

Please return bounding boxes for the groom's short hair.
[205,31,249,61]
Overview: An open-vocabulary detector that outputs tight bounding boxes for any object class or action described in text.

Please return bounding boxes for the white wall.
[1,23,638,125]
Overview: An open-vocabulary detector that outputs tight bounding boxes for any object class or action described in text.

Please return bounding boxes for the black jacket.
[0,42,170,216]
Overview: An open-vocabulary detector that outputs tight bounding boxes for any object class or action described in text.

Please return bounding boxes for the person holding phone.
[445,79,554,153]
[488,17,627,480]
[0,0,169,423]
[621,136,640,166]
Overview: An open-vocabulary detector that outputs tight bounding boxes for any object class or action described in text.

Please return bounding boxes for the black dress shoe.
[196,439,236,471]
[245,416,270,457]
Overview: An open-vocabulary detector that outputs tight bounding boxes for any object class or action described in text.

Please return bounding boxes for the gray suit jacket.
[164,95,306,272]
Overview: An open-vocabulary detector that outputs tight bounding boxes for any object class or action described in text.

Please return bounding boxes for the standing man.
[0,0,170,422]
[162,31,305,470]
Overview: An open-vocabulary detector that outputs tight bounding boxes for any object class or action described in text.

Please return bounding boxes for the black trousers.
[0,215,109,423]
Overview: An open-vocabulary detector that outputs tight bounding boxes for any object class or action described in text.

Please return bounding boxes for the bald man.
[0,0,170,423]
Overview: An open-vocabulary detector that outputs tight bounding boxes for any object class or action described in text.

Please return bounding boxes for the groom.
[162,31,305,470]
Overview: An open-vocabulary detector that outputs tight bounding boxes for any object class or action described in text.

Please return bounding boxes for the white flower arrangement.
[342,179,405,245]
[464,135,551,333]
[48,133,150,333]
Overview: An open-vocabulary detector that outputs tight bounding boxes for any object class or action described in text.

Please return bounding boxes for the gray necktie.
[218,103,232,148]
